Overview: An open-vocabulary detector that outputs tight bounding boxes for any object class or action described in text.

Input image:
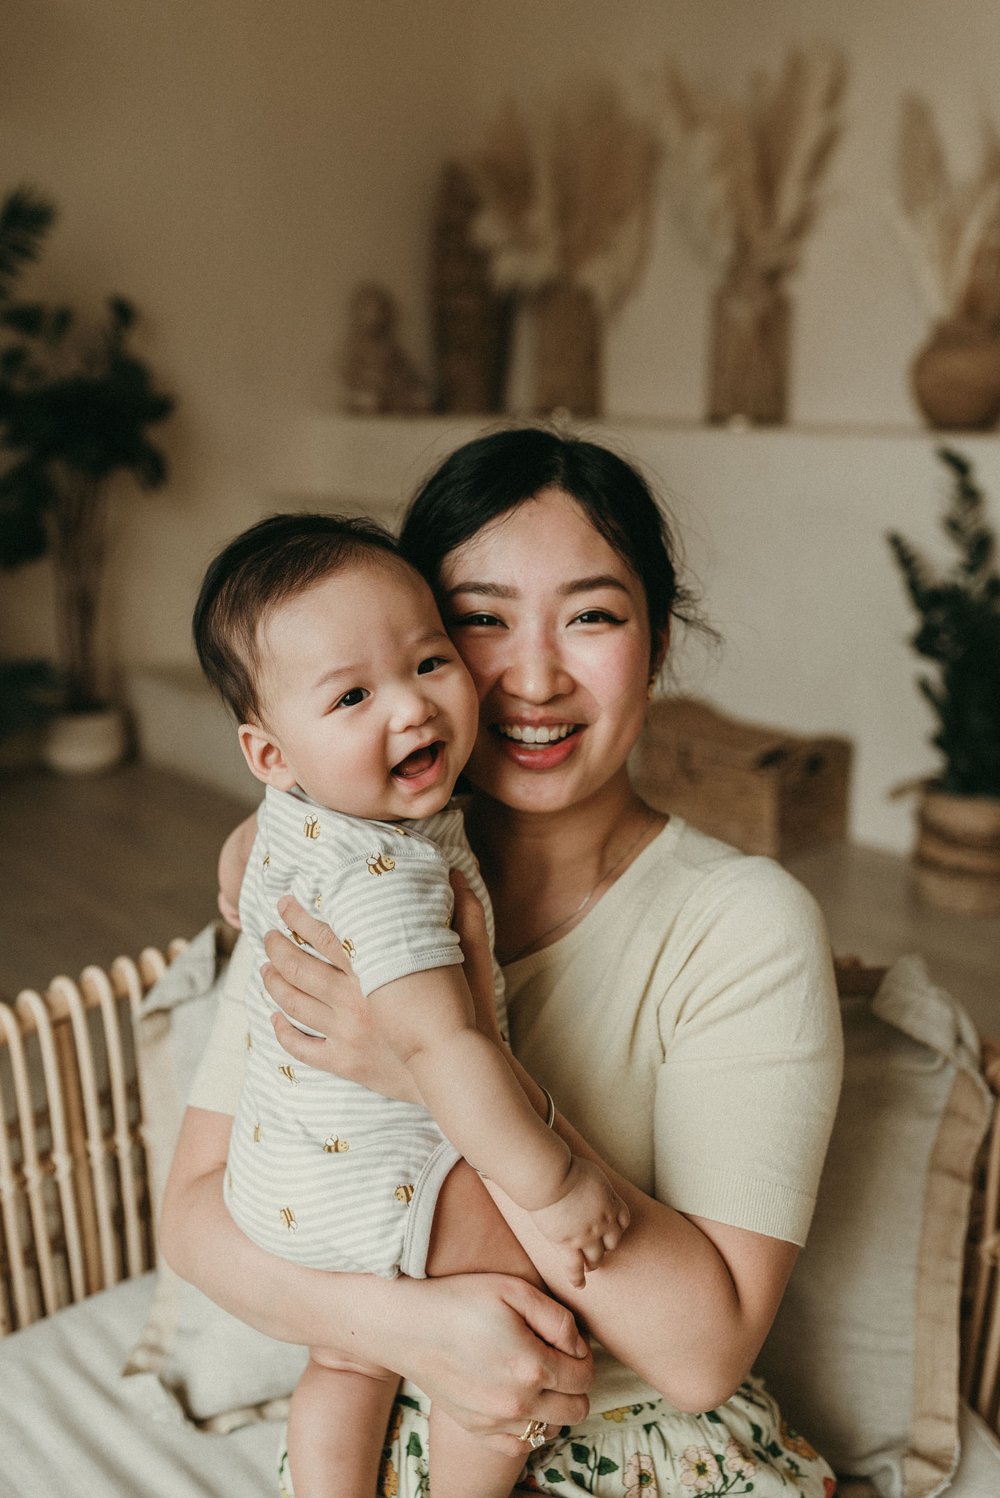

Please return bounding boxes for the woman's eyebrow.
[445,581,516,599]
[446,575,629,599]
[559,574,630,597]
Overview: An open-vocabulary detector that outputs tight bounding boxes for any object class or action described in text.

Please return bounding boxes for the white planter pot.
[42,707,129,775]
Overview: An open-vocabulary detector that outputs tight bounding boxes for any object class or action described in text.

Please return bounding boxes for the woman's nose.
[499,638,573,703]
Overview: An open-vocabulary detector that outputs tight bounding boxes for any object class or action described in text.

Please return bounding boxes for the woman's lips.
[490,723,581,770]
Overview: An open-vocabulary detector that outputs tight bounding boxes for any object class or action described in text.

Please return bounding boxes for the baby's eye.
[335,687,369,709]
[417,656,447,675]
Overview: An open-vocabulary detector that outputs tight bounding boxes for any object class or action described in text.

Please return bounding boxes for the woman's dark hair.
[398,428,696,662]
[193,511,400,723]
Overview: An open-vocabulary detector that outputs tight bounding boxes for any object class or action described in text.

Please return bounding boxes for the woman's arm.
[160,1107,594,1454]
[269,886,798,1414]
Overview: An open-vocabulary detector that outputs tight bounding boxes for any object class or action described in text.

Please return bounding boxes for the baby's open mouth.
[391,741,442,779]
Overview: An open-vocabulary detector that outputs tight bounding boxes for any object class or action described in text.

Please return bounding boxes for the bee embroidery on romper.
[280,1207,298,1233]
[392,826,412,837]
[312,893,323,911]
[289,928,306,946]
[323,1136,350,1153]
[394,1184,415,1204]
[303,815,321,840]
[341,937,356,963]
[367,851,396,876]
[252,1122,262,1144]
[245,1031,253,1053]
[278,1063,298,1084]
[262,853,270,868]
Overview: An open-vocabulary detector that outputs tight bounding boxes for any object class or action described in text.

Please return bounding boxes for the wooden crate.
[630,697,852,860]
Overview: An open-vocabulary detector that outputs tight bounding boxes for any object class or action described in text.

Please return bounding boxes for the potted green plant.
[887,446,1000,913]
[0,186,61,769]
[0,258,174,772]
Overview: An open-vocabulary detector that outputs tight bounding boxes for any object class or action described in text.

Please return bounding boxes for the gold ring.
[519,1419,548,1449]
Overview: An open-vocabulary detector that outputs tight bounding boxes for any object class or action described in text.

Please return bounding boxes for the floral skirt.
[276,1378,837,1498]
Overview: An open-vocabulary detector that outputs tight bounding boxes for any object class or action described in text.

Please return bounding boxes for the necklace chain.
[503,812,657,965]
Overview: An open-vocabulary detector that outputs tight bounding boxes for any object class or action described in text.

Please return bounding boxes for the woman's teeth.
[497,724,575,745]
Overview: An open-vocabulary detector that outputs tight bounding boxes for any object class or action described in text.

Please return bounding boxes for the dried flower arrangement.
[468,78,660,415]
[659,45,846,423]
[892,97,1000,327]
[892,97,1000,430]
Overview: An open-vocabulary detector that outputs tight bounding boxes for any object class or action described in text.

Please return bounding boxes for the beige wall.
[2,1,998,847]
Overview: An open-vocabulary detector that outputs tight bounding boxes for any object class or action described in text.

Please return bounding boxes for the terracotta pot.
[914,785,1000,915]
[910,319,1000,430]
[708,273,791,426]
[42,706,130,775]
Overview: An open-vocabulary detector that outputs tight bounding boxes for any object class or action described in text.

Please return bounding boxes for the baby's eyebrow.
[311,663,357,692]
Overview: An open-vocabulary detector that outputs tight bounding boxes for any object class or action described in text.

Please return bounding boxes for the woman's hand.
[264,896,422,1102]
[265,872,501,1094]
[387,1272,593,1453]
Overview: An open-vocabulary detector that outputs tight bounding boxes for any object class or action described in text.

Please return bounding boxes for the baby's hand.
[529,1156,630,1289]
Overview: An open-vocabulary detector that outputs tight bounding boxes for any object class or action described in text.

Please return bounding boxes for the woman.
[161,428,843,1497]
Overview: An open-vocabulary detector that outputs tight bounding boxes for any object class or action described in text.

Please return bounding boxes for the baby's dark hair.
[193,511,401,723]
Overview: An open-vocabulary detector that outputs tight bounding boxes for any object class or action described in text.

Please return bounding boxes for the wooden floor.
[0,762,250,1001]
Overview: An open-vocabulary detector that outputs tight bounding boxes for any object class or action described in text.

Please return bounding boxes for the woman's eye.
[573,609,624,625]
[452,612,502,628]
[417,656,447,675]
[335,687,369,709]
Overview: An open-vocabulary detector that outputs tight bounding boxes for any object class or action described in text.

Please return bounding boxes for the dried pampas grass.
[469,78,660,319]
[659,45,846,283]
[892,95,1000,326]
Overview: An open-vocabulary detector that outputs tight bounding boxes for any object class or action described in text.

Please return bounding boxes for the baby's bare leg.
[424,1161,562,1498]
[286,1352,399,1498]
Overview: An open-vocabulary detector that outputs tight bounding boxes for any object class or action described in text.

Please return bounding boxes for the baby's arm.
[368,968,629,1287]
[217,811,258,928]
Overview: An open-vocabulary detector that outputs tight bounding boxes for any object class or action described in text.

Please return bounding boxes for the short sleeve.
[313,829,464,998]
[653,859,843,1245]
[186,932,254,1115]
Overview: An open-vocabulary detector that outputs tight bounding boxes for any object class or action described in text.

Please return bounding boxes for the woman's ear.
[238,722,297,790]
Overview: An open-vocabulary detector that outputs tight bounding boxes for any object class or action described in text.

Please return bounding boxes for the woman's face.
[439,487,656,817]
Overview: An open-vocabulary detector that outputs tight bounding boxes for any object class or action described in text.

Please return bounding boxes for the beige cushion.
[756,955,992,1498]
[122,924,307,1431]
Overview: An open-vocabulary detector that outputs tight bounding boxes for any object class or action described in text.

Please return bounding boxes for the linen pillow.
[755,955,993,1498]
[122,922,308,1432]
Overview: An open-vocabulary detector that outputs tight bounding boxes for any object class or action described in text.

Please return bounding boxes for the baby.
[192,512,629,1498]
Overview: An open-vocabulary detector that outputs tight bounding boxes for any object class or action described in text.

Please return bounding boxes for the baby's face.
[251,559,479,820]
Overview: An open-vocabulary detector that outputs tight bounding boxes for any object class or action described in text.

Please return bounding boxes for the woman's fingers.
[274,895,349,969]
[271,1011,331,1065]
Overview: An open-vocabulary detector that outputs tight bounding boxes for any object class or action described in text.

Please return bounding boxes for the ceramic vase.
[43,706,129,775]
[910,319,1000,430]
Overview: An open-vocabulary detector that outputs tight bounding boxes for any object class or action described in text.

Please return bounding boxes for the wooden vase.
[708,273,791,426]
[914,785,1000,916]
[532,282,601,417]
[430,162,512,414]
[910,319,1000,431]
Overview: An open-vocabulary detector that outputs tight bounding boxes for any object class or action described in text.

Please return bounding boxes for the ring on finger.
[518,1419,548,1449]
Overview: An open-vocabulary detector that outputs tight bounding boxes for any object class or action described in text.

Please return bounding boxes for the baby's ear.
[238,722,296,790]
